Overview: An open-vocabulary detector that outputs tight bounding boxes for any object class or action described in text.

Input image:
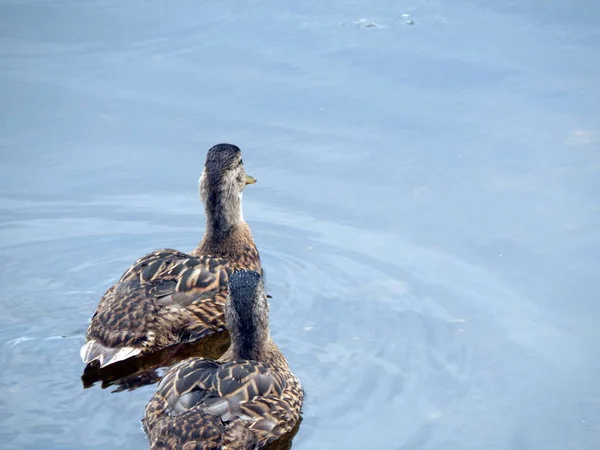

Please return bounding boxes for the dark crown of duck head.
[228,270,262,312]
[204,143,242,181]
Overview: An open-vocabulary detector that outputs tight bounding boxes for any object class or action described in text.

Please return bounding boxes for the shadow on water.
[81,331,231,391]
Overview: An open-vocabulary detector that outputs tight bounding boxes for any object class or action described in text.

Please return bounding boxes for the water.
[1,0,599,448]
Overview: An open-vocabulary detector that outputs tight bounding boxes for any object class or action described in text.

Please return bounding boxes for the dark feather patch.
[141,259,165,281]
[228,271,261,302]
[218,377,243,396]
[176,390,205,412]
[231,365,247,381]
[255,373,275,395]
[204,144,241,181]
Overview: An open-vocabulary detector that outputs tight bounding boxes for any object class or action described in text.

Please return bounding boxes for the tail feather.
[80,340,142,368]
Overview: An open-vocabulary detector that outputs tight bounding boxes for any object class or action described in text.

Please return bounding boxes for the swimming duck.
[80,143,261,368]
[143,270,303,450]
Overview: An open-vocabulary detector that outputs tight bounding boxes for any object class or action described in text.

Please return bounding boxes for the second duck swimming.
[143,270,304,449]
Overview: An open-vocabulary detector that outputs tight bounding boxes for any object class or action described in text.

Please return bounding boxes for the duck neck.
[204,190,244,236]
[230,321,270,362]
[195,190,253,261]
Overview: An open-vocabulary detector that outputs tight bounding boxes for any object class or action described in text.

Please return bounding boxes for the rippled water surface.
[1,1,599,449]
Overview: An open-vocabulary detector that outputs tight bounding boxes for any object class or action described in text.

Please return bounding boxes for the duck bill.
[245,175,257,185]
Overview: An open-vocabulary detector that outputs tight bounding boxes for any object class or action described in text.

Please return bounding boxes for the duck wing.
[143,357,297,449]
[81,249,232,367]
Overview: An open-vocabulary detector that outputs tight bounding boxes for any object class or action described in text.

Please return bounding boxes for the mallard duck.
[80,143,261,368]
[143,270,303,450]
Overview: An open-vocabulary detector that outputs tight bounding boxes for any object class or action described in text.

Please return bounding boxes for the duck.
[143,270,303,450]
[80,143,261,368]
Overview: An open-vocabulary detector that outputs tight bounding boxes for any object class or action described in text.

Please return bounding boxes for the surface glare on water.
[1,1,599,449]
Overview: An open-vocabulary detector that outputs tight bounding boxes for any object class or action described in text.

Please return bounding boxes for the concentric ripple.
[248,205,475,449]
[1,193,577,450]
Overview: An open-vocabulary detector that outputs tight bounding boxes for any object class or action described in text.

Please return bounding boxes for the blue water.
[1,1,599,449]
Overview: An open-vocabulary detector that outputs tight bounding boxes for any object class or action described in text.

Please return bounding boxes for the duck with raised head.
[80,143,261,368]
[143,270,303,450]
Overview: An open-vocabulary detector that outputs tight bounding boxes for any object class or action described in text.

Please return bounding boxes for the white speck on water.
[354,19,382,28]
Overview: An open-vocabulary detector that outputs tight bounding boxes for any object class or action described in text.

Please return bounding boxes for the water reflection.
[81,332,231,392]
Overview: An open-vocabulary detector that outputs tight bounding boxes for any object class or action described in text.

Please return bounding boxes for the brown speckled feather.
[82,249,259,366]
[143,352,303,450]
